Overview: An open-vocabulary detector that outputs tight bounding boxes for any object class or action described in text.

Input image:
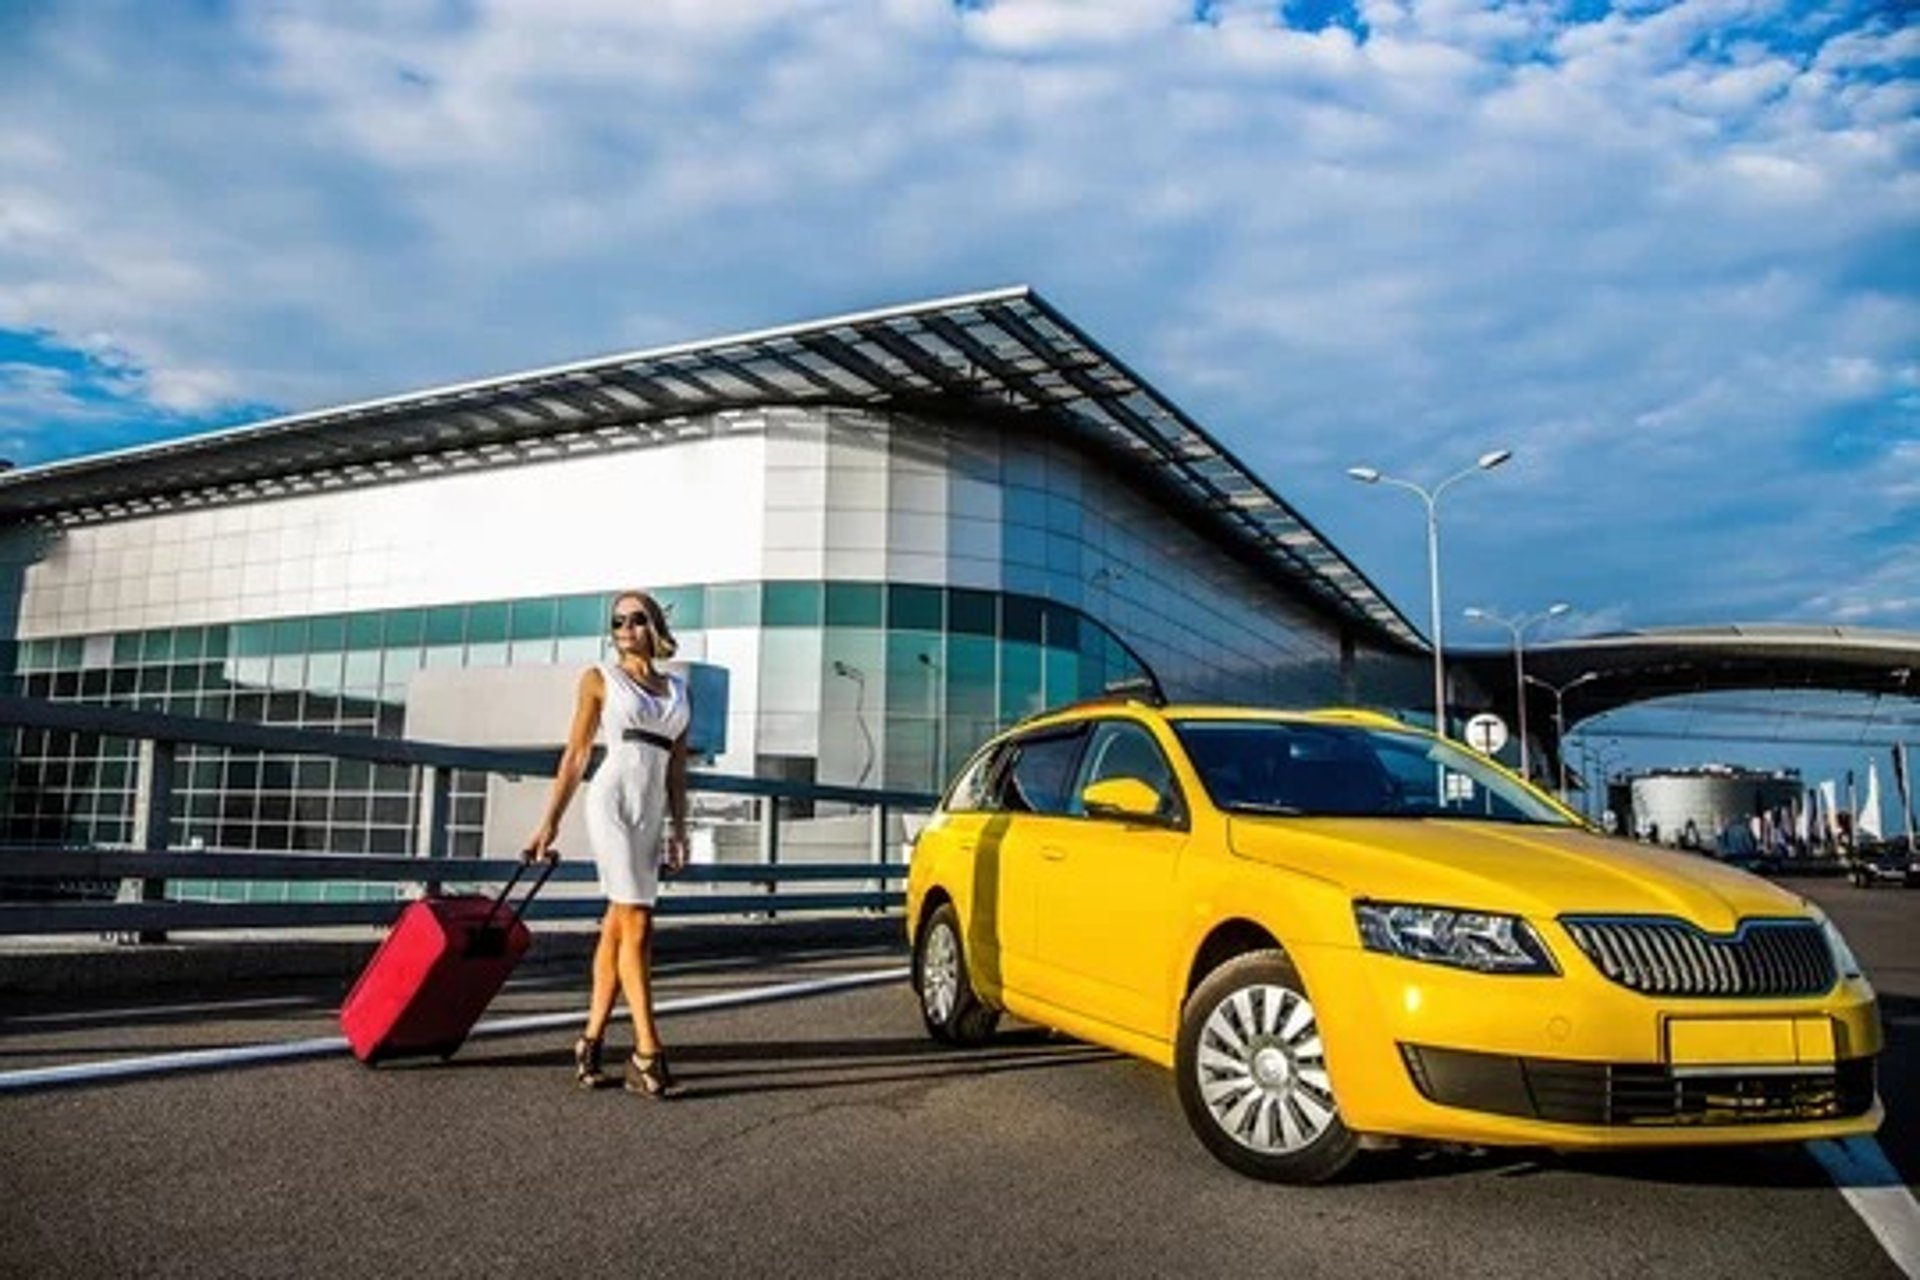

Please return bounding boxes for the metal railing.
[0,694,938,937]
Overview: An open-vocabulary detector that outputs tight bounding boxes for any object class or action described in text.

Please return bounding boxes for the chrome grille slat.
[1560,918,1834,997]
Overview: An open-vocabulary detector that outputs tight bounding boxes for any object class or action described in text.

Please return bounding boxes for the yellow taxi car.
[905,694,1882,1183]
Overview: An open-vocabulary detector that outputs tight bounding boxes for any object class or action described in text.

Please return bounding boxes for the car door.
[1037,717,1188,1039]
[927,741,1015,996]
[989,724,1091,1006]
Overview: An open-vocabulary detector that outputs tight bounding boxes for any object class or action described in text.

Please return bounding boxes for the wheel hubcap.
[921,922,959,1024]
[1195,982,1337,1155]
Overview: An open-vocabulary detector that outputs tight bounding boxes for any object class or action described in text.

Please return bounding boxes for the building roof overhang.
[0,286,1423,649]
[1454,623,1920,736]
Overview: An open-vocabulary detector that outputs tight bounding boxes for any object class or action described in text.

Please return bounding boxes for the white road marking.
[1808,1137,1920,1278]
[3,995,319,1027]
[0,966,909,1094]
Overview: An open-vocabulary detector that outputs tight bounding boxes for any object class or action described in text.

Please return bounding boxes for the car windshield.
[1171,718,1579,826]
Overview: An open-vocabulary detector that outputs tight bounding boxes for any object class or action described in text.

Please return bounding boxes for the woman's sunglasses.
[610,612,652,633]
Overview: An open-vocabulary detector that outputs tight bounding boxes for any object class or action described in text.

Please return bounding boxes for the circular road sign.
[1465,713,1509,756]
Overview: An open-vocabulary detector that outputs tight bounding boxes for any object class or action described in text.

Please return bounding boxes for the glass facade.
[1,580,1146,864]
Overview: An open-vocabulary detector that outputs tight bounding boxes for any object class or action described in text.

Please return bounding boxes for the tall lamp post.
[1587,739,1625,828]
[1463,602,1571,781]
[1348,450,1512,738]
[1522,669,1599,802]
[830,660,875,788]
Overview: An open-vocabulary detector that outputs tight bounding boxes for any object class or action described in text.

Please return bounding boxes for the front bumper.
[1299,943,1884,1149]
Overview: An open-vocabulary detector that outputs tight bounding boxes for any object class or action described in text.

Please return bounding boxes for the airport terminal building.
[0,287,1429,861]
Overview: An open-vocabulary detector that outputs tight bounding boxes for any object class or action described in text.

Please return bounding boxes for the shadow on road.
[445,1024,1121,1100]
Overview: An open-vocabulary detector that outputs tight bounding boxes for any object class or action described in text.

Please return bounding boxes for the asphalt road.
[0,877,1913,1280]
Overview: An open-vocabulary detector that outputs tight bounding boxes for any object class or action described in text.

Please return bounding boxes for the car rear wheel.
[1176,950,1359,1184]
[914,902,1000,1046]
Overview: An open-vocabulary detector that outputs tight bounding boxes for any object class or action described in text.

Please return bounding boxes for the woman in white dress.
[526,589,690,1097]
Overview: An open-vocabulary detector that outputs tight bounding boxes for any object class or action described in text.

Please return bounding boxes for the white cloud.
[0,0,1910,647]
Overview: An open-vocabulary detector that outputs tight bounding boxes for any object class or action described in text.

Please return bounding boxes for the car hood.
[1226,817,1809,933]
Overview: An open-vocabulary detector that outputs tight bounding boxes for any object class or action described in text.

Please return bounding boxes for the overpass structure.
[1453,623,1920,767]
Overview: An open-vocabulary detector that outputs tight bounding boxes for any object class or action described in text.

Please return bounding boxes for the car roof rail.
[1100,674,1168,707]
[1008,674,1170,730]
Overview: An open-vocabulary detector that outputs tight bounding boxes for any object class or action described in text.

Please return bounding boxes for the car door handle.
[1040,845,1067,862]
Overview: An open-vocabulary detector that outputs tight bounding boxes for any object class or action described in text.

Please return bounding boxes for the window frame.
[1070,716,1189,829]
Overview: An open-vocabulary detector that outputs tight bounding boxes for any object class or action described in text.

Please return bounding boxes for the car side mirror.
[1082,776,1165,823]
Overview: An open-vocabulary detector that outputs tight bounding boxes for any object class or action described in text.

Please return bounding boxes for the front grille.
[1560,917,1835,997]
[1401,1044,1876,1127]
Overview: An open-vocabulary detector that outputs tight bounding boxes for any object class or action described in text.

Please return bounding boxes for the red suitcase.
[340,861,553,1065]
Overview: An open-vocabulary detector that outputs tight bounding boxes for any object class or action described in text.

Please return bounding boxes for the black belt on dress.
[621,728,677,751]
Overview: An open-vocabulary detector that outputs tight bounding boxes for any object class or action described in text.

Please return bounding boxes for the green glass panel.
[1043,604,1080,652]
[424,605,465,646]
[173,627,206,662]
[232,622,272,659]
[309,615,346,653]
[20,639,49,672]
[945,635,996,717]
[947,589,995,636]
[652,586,703,631]
[886,631,942,714]
[558,594,604,637]
[55,637,83,668]
[1045,649,1081,707]
[203,627,230,659]
[466,601,508,645]
[272,619,308,655]
[707,582,760,628]
[384,609,425,648]
[1002,595,1044,643]
[824,582,883,628]
[888,584,943,631]
[114,633,143,665]
[762,581,822,628]
[346,614,383,650]
[141,630,172,663]
[509,598,557,641]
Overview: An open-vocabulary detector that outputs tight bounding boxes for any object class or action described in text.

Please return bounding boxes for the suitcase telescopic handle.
[481,858,556,933]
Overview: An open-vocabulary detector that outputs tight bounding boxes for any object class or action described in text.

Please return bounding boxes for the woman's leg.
[581,905,620,1042]
[612,903,662,1056]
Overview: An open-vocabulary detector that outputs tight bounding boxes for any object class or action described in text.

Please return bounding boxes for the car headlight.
[1354,901,1558,975]
[1809,907,1863,979]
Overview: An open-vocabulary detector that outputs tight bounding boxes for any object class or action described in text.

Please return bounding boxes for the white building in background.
[0,287,1431,862]
[1629,765,1804,852]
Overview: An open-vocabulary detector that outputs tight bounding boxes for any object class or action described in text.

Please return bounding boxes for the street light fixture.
[1462,602,1571,782]
[1347,449,1512,738]
[1523,669,1600,802]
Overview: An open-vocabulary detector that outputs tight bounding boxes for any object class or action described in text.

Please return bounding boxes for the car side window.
[944,744,1008,813]
[998,727,1090,816]
[1072,720,1183,822]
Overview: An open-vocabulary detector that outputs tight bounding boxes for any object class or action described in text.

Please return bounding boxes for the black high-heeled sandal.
[574,1036,613,1090]
[625,1050,678,1098]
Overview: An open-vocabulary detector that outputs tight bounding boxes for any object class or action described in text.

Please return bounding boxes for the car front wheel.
[913,902,1000,1046]
[1176,949,1359,1184]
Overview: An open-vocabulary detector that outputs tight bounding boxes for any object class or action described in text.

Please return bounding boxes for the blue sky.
[0,0,1915,818]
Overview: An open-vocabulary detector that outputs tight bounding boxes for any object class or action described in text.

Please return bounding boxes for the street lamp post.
[1348,450,1512,738]
[830,660,875,788]
[1588,739,1625,829]
[1463,602,1571,781]
[1523,669,1599,802]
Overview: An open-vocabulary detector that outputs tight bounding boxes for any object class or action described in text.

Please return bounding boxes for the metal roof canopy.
[0,285,1421,648]
[1456,623,1920,740]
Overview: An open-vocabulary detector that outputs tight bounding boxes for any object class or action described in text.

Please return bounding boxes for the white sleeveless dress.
[584,663,690,906]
